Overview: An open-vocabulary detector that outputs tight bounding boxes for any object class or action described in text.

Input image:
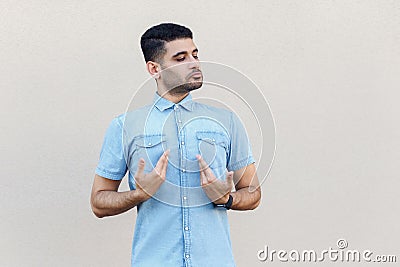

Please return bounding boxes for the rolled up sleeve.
[227,111,255,171]
[95,115,127,180]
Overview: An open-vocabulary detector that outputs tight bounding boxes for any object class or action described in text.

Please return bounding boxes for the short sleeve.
[95,116,127,180]
[226,111,255,171]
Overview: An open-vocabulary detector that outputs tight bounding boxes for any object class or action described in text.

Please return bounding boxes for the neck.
[157,90,189,104]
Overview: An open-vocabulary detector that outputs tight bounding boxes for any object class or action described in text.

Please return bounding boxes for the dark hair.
[140,23,193,63]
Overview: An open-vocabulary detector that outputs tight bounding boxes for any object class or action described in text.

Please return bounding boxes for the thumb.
[136,158,145,177]
[226,171,234,185]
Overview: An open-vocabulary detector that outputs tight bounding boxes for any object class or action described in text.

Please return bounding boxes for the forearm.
[91,189,146,218]
[230,186,261,210]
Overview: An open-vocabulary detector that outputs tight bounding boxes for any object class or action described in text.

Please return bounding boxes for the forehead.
[164,38,197,56]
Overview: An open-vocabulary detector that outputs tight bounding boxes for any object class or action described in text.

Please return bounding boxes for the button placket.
[175,105,191,265]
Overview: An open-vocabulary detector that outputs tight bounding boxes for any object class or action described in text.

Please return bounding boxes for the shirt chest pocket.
[130,134,166,172]
[196,131,229,179]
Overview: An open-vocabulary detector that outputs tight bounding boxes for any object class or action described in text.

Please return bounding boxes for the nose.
[188,55,200,69]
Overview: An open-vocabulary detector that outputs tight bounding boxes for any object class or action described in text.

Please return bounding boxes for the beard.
[168,80,203,95]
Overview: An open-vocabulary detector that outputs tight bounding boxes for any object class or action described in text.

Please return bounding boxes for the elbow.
[250,199,261,210]
[91,203,104,218]
[92,208,105,218]
[90,197,105,218]
[250,189,262,210]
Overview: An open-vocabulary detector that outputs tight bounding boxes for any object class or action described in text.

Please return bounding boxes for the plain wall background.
[1,1,399,266]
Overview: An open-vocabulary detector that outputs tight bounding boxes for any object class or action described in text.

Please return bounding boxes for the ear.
[146,61,160,79]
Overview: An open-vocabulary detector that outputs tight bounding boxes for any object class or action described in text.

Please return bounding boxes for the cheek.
[160,70,175,85]
[162,69,186,86]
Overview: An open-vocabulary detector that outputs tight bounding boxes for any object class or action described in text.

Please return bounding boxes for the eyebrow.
[172,48,198,58]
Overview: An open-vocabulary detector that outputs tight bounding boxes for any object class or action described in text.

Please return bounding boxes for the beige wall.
[1,1,399,266]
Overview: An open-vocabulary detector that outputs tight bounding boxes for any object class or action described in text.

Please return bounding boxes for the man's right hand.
[135,150,170,201]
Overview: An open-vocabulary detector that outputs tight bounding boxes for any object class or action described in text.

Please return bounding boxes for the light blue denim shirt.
[95,92,255,267]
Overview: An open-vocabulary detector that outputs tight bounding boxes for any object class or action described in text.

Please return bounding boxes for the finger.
[155,150,168,175]
[201,158,215,178]
[196,154,208,172]
[160,150,170,178]
[199,168,208,186]
[196,155,210,185]
[136,158,145,178]
[206,171,216,183]
[197,155,214,178]
[197,155,217,183]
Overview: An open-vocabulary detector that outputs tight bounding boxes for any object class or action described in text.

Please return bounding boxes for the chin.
[188,81,203,91]
[169,81,203,95]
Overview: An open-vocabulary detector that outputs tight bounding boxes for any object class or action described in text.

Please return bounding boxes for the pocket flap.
[134,134,165,148]
[196,131,228,148]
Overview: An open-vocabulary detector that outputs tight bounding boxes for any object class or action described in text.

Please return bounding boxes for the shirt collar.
[153,92,194,112]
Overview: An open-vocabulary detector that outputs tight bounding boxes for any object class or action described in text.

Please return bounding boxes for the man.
[91,23,261,267]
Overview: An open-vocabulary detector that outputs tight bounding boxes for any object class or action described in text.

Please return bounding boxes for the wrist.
[213,193,230,205]
[133,188,150,203]
[213,194,233,209]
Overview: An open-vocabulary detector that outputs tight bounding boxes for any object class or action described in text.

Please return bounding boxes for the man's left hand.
[196,155,233,205]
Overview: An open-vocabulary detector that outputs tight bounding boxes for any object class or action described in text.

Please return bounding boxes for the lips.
[189,71,202,78]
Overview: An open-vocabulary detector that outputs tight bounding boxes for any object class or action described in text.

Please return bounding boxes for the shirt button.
[183,196,187,200]
[182,169,186,172]
[185,254,189,259]
[178,120,182,123]
[148,142,152,145]
[184,226,189,231]
[181,141,185,145]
